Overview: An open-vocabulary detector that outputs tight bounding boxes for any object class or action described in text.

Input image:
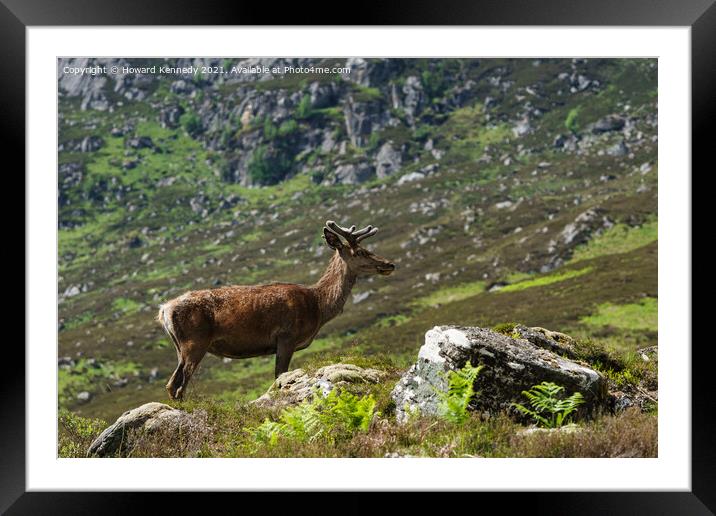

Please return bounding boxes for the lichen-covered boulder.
[87,402,205,457]
[391,326,608,422]
[253,363,386,407]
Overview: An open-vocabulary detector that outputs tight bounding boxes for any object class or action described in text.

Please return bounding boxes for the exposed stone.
[397,172,425,185]
[87,402,206,457]
[332,163,375,185]
[80,135,104,152]
[401,76,424,125]
[253,363,386,408]
[516,423,582,436]
[592,115,625,134]
[159,105,185,129]
[391,326,608,422]
[126,136,154,149]
[375,142,402,178]
[606,140,628,157]
[512,325,577,359]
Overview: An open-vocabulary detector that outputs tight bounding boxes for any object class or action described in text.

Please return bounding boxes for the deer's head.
[323,220,395,276]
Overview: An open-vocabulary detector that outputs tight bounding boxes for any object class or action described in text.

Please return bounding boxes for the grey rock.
[592,115,625,134]
[170,80,191,94]
[391,325,608,422]
[517,423,582,437]
[343,98,390,148]
[375,142,402,178]
[333,163,375,185]
[58,356,75,368]
[401,76,424,125]
[76,391,92,403]
[80,136,104,153]
[397,172,425,185]
[87,402,205,457]
[253,363,386,408]
[341,57,397,87]
[352,290,372,304]
[512,325,577,359]
[637,346,658,362]
[559,208,613,246]
[610,387,657,413]
[159,105,185,128]
[126,136,154,149]
[606,140,628,157]
[308,81,337,109]
[512,117,531,137]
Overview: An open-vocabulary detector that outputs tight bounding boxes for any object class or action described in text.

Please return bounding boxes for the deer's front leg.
[274,340,295,378]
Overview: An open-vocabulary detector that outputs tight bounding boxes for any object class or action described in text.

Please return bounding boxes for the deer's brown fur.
[157,221,395,400]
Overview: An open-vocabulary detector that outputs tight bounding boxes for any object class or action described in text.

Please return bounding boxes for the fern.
[245,387,378,447]
[322,389,377,432]
[250,418,288,446]
[281,401,324,442]
[512,381,585,428]
[436,362,484,424]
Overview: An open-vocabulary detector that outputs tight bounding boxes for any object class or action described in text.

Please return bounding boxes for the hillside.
[57,57,658,424]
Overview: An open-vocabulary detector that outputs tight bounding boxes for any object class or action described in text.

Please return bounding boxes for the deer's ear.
[323,228,343,250]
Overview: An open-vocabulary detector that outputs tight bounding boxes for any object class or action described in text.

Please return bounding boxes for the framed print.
[6,0,711,513]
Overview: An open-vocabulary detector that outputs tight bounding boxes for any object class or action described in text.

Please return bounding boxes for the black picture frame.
[5,1,709,513]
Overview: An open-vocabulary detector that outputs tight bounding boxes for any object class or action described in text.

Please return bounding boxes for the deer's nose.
[379,263,395,272]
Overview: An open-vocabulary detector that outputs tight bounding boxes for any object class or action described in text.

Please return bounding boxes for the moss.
[492,322,518,335]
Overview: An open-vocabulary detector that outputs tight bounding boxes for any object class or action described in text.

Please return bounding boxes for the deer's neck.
[313,252,357,325]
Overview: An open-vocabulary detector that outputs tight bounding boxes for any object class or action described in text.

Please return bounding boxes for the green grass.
[411,280,487,308]
[565,107,581,133]
[58,359,141,404]
[111,297,142,315]
[498,267,593,293]
[580,297,657,332]
[377,314,412,328]
[62,311,94,331]
[351,85,383,102]
[569,219,657,264]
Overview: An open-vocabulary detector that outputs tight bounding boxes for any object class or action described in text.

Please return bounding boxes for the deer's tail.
[157,304,181,352]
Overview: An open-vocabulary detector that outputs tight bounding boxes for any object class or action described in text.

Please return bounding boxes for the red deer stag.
[156,220,395,400]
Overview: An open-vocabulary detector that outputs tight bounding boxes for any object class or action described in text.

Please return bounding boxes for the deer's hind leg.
[171,339,209,401]
[165,327,185,400]
[166,358,185,400]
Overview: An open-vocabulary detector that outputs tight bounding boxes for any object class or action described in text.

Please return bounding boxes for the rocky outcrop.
[87,402,206,457]
[343,97,391,148]
[592,115,625,134]
[332,162,376,185]
[253,363,386,407]
[542,207,614,272]
[391,325,608,422]
[375,142,402,178]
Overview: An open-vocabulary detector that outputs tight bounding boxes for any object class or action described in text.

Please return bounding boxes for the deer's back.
[165,283,321,354]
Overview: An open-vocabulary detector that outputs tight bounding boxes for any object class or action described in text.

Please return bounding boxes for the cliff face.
[57,58,657,421]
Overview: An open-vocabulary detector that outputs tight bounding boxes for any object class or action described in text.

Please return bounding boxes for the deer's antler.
[325,220,379,245]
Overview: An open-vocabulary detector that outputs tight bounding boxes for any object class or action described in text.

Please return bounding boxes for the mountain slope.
[57,58,658,420]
